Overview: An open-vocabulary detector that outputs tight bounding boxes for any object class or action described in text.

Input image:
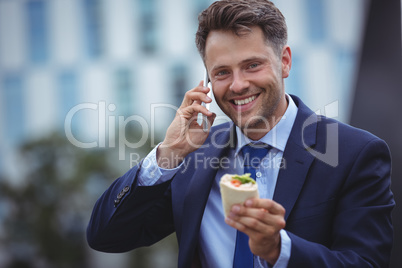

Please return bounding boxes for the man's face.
[204,26,291,138]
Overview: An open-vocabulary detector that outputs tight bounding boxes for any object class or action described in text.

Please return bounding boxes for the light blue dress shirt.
[138,95,298,267]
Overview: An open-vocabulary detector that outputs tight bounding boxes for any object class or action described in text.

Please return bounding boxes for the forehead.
[204,27,275,69]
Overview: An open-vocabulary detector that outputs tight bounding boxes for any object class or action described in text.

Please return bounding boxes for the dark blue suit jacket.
[87,95,394,267]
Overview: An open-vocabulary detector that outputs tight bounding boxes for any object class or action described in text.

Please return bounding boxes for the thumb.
[206,113,217,130]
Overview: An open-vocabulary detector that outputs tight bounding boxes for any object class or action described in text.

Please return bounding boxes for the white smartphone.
[202,69,212,132]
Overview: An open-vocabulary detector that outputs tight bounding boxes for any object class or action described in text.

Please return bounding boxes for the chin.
[236,117,268,133]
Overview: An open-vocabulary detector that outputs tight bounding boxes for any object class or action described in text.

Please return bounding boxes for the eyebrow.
[210,56,267,73]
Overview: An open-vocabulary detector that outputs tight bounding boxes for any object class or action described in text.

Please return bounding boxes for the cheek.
[260,71,281,89]
[211,82,227,101]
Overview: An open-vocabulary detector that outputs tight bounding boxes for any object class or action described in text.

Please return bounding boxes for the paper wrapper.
[219,174,259,217]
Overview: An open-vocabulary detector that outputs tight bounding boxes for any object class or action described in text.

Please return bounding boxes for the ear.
[281,45,292,78]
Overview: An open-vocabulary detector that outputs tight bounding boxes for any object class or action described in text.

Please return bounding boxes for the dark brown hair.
[196,0,287,60]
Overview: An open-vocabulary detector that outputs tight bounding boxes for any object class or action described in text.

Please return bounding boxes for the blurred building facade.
[0,0,369,267]
[0,0,367,177]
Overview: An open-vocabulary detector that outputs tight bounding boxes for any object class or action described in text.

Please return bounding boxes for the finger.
[183,91,211,107]
[193,100,202,106]
[242,213,285,234]
[196,112,217,132]
[244,198,285,216]
[225,213,276,236]
[225,215,247,232]
[228,206,285,231]
[181,83,211,107]
[206,113,216,129]
[177,102,213,119]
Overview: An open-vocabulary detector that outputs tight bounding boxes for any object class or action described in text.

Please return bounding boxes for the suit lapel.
[178,123,235,267]
[273,140,315,220]
[273,95,318,220]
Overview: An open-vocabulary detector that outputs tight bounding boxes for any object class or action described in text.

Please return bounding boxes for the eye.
[214,69,231,80]
[248,63,259,69]
[216,70,229,76]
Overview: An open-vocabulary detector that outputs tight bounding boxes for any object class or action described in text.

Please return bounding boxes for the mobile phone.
[202,69,211,132]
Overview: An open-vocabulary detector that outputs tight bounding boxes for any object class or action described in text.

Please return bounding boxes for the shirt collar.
[235,94,298,156]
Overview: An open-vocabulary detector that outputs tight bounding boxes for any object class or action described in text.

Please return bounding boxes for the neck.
[242,94,289,140]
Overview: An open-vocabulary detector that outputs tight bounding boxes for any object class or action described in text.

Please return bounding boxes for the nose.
[229,71,249,93]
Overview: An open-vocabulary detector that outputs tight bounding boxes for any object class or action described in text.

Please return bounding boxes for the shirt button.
[256,171,262,178]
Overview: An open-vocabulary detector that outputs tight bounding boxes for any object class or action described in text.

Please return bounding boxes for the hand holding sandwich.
[157,81,216,169]
[225,198,286,266]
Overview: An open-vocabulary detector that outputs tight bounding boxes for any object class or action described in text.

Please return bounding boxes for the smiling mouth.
[232,95,258,106]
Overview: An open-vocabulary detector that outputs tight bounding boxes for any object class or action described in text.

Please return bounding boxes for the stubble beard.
[235,86,282,138]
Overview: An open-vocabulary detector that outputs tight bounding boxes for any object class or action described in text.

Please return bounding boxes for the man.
[87,0,394,267]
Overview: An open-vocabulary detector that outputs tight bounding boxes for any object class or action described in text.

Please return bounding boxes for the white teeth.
[234,95,256,106]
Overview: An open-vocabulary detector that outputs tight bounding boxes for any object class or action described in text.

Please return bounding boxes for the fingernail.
[232,205,240,212]
[229,211,236,218]
[245,200,253,207]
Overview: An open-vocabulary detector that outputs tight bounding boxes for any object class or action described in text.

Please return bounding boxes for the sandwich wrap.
[220,173,259,217]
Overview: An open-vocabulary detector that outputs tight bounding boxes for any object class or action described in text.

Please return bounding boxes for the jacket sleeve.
[287,138,394,267]
[86,162,175,253]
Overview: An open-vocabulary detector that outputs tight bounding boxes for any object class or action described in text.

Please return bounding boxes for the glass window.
[26,0,49,64]
[2,74,25,144]
[115,68,133,116]
[171,63,188,107]
[139,0,158,54]
[0,153,3,177]
[194,0,212,17]
[305,0,327,43]
[83,0,104,59]
[58,71,78,130]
